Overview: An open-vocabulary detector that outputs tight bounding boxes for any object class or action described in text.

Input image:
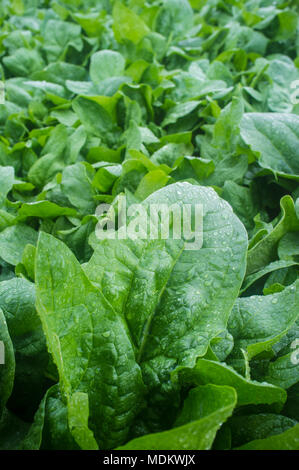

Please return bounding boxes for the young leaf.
[35,232,145,449]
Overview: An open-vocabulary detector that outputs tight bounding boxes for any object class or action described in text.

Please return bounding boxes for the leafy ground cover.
[0,0,299,450]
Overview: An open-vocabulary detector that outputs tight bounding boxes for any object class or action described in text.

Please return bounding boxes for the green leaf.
[162,101,200,127]
[0,278,48,420]
[229,414,297,448]
[72,97,114,138]
[90,50,125,84]
[213,97,244,151]
[0,167,14,207]
[228,280,299,360]
[35,232,144,449]
[235,423,299,450]
[0,409,29,450]
[155,0,194,40]
[23,385,80,450]
[61,163,96,214]
[92,164,122,193]
[20,243,36,280]
[241,113,299,179]
[28,153,64,188]
[221,180,257,231]
[242,260,299,294]
[43,20,82,62]
[135,169,170,200]
[0,211,16,232]
[278,232,299,262]
[117,385,237,450]
[113,1,150,44]
[0,308,15,419]
[3,48,44,77]
[264,352,299,390]
[247,196,299,275]
[179,359,286,407]
[0,225,38,266]
[18,201,77,219]
[68,392,99,450]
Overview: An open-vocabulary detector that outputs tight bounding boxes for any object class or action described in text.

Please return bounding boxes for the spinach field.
[0,0,299,451]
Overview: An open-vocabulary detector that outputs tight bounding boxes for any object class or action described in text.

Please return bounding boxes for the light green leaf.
[68,392,98,450]
[135,169,170,200]
[0,225,38,266]
[90,50,125,84]
[113,1,150,44]
[179,359,286,407]
[18,201,77,219]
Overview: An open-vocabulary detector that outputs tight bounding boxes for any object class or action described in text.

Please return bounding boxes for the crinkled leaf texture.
[36,182,247,448]
[36,232,143,450]
[0,278,48,420]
